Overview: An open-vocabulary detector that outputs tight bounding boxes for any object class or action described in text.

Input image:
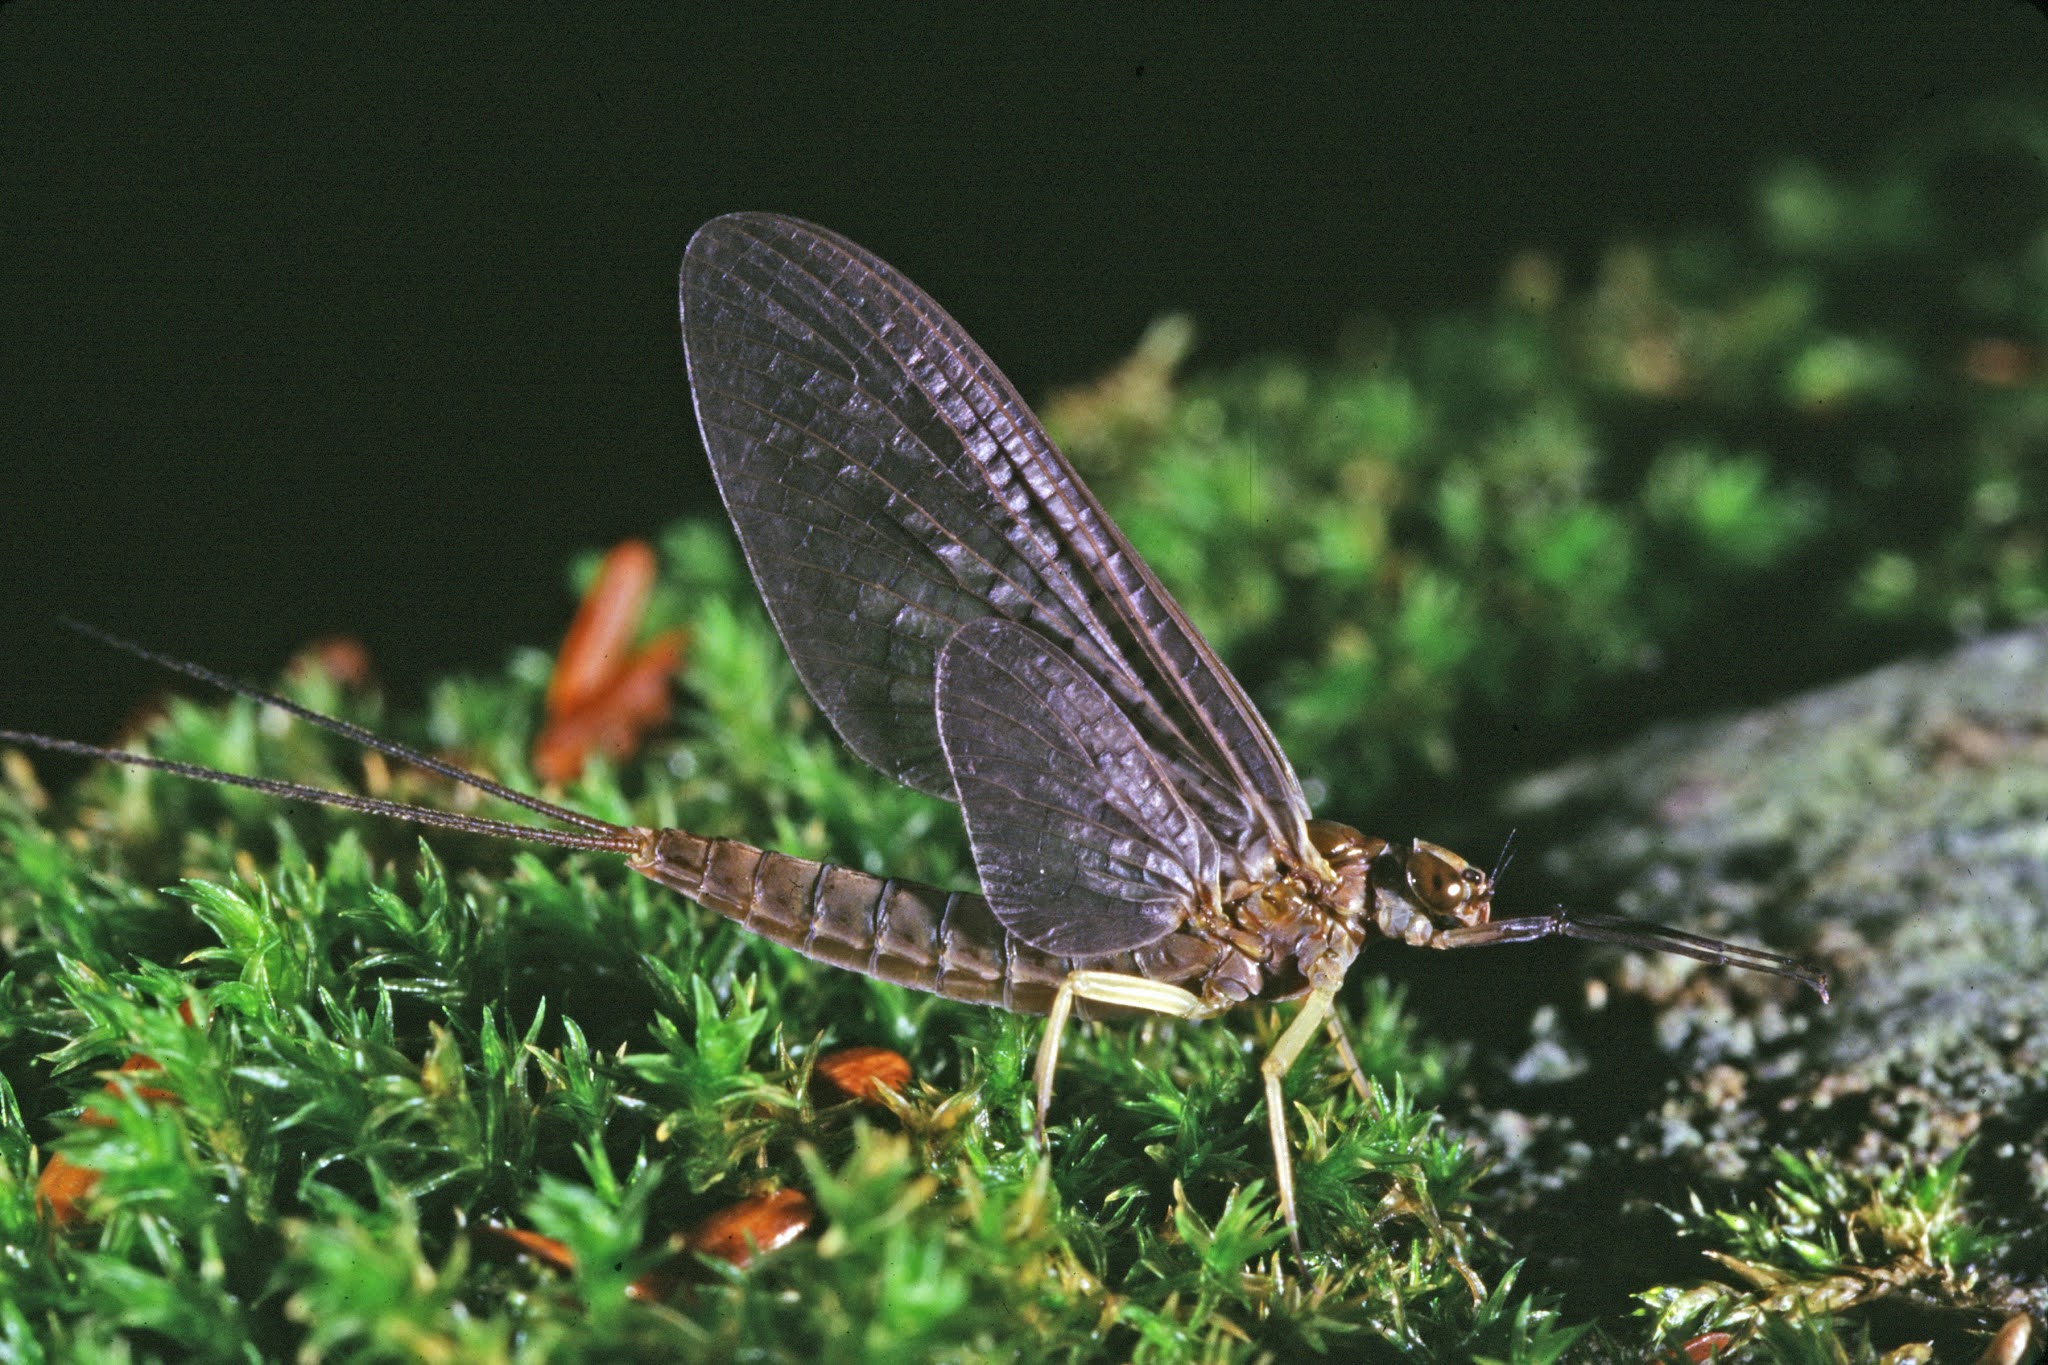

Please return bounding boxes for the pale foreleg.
[1033,971,1207,1142]
[1323,1008,1376,1108]
[1261,985,1339,1252]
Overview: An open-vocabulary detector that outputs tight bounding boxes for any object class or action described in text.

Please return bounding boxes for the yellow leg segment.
[1036,974,1344,1257]
[1323,1008,1376,1107]
[1033,971,1206,1142]
[1262,985,1339,1252]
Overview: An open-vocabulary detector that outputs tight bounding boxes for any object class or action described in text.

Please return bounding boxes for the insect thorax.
[1197,820,1377,1003]
[1199,819,1501,1007]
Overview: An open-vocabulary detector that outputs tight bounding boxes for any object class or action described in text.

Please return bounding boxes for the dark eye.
[1406,844,1470,912]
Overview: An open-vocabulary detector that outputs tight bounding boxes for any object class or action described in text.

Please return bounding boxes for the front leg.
[1323,1007,1377,1108]
[1260,985,1339,1253]
[1033,971,1208,1144]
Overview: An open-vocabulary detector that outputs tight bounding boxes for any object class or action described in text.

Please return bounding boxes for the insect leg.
[1033,972,1205,1143]
[1322,1009,1376,1108]
[1261,985,1339,1253]
[1440,910,1829,1000]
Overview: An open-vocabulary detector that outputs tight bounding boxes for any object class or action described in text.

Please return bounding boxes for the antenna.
[1488,827,1519,888]
[3,624,644,858]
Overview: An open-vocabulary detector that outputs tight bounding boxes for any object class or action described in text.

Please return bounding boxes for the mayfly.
[4,214,1829,1249]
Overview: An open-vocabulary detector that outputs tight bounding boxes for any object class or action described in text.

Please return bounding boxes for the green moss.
[1639,1148,2004,1361]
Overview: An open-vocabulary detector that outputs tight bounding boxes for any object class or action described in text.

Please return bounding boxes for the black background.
[5,4,2043,749]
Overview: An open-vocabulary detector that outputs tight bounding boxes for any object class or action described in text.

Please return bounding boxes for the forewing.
[935,618,1214,955]
[679,212,1311,865]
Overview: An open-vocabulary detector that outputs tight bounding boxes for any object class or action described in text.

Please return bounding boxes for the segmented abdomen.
[632,827,1221,1015]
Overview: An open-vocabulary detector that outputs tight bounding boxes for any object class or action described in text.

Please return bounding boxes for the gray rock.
[1461,628,2048,1315]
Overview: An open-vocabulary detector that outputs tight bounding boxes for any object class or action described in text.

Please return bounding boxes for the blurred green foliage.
[1049,99,2048,816]
[4,102,2043,1360]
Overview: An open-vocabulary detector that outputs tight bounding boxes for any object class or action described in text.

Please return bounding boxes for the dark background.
[5,4,2043,749]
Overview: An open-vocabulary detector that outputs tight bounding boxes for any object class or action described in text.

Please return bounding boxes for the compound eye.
[1406,841,1473,914]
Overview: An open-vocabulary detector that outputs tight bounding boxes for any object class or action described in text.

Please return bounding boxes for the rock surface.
[1447,628,2048,1320]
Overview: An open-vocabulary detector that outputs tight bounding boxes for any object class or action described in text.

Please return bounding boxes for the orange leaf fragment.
[1681,1333,1735,1363]
[478,1222,579,1275]
[34,1152,100,1225]
[546,539,659,719]
[533,628,687,783]
[534,540,687,782]
[814,1045,912,1105]
[686,1187,814,1269]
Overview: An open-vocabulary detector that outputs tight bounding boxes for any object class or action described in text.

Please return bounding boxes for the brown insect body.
[629,817,1493,1020]
[631,826,1222,1016]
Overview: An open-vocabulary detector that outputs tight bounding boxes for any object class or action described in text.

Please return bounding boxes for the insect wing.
[679,214,1311,869]
[937,617,1215,955]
